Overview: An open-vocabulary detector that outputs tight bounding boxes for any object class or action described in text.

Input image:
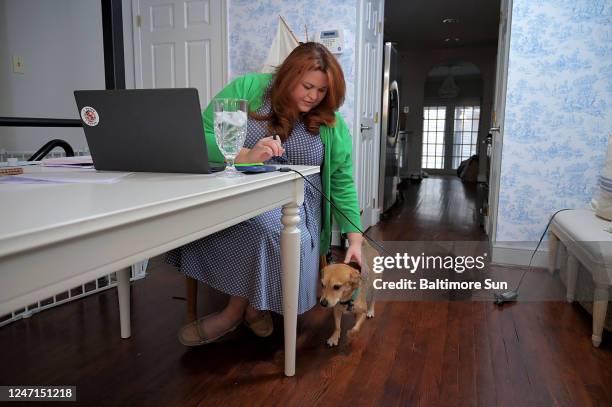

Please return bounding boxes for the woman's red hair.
[251,42,345,141]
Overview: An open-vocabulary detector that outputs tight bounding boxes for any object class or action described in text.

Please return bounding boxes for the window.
[422,106,446,169]
[452,106,480,169]
[422,104,480,171]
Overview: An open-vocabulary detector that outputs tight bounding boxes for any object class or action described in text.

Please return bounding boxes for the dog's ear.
[347,261,361,271]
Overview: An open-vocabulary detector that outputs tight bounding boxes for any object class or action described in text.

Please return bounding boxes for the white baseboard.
[491,242,549,268]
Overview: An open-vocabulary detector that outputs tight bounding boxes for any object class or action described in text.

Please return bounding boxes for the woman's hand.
[242,136,284,163]
[343,232,363,266]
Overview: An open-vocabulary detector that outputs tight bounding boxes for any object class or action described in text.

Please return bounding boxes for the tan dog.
[319,239,379,347]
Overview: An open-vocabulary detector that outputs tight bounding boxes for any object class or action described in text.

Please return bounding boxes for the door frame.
[353,0,385,229]
[128,0,229,90]
[374,0,512,242]
[487,0,513,241]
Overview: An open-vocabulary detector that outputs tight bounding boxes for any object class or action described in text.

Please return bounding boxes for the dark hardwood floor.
[1,176,610,406]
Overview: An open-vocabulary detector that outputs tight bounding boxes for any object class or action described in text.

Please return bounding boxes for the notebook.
[74,88,225,174]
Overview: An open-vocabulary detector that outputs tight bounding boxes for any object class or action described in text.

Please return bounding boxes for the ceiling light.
[442,18,458,24]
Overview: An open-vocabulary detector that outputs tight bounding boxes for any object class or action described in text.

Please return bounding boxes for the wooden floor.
[1,176,610,406]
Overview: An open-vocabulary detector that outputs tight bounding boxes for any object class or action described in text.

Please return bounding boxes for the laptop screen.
[74,88,223,173]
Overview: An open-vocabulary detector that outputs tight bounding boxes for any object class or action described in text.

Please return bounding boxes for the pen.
[272,134,290,164]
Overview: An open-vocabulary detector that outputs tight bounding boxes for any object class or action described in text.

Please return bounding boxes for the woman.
[168,42,363,346]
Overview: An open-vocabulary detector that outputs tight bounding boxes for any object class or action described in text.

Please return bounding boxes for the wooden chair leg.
[592,283,609,347]
[186,277,198,323]
[319,254,328,270]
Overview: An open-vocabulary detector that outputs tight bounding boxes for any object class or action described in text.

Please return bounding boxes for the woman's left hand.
[343,232,363,266]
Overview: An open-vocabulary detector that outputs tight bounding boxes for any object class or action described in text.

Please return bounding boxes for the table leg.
[566,254,578,303]
[592,283,609,347]
[116,267,131,339]
[280,202,300,377]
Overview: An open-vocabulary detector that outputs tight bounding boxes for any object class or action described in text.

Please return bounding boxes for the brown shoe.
[244,311,273,337]
[178,313,241,347]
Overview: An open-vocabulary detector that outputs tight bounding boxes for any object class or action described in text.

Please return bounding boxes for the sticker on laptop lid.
[80,106,99,126]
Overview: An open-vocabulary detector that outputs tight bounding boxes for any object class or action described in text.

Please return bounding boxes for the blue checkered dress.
[166,97,323,314]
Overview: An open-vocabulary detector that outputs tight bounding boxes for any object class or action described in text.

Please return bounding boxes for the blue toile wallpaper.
[497,0,611,241]
[227,0,357,130]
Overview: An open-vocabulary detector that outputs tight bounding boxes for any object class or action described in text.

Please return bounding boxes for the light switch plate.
[12,55,24,74]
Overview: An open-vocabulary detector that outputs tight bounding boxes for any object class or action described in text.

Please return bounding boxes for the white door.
[132,0,227,108]
[486,0,513,239]
[354,0,384,230]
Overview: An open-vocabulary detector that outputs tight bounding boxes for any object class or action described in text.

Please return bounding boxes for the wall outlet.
[12,55,24,74]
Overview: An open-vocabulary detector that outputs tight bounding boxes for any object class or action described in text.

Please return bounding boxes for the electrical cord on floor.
[493,208,572,305]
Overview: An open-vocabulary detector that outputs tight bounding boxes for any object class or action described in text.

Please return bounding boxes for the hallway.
[368,175,487,242]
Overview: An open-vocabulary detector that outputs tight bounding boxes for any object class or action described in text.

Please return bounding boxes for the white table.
[0,165,319,376]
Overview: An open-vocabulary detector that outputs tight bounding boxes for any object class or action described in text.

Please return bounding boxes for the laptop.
[74,88,225,173]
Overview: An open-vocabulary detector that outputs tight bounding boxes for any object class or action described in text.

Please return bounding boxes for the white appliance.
[378,42,401,213]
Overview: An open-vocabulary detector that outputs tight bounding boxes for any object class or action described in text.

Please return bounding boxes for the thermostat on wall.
[316,29,344,54]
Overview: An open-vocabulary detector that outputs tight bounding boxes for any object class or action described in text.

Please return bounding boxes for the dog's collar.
[339,287,361,311]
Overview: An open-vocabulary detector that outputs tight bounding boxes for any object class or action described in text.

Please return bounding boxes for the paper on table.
[0,177,60,185]
[42,164,95,169]
[0,160,40,167]
[42,155,94,168]
[0,170,132,184]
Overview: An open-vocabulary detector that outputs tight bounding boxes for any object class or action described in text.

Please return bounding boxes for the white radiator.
[0,149,148,327]
[0,263,148,328]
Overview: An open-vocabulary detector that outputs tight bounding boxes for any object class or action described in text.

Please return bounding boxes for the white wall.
[0,0,105,153]
[496,0,612,242]
[227,0,358,134]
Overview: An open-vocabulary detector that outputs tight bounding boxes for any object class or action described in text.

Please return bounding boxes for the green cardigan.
[203,72,362,254]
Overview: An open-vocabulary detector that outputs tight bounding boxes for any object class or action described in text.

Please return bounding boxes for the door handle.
[360,124,371,131]
[489,126,501,132]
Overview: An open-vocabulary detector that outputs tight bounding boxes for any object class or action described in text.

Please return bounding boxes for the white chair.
[548,208,612,347]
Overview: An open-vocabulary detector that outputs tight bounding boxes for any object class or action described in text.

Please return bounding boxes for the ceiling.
[383,0,501,50]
